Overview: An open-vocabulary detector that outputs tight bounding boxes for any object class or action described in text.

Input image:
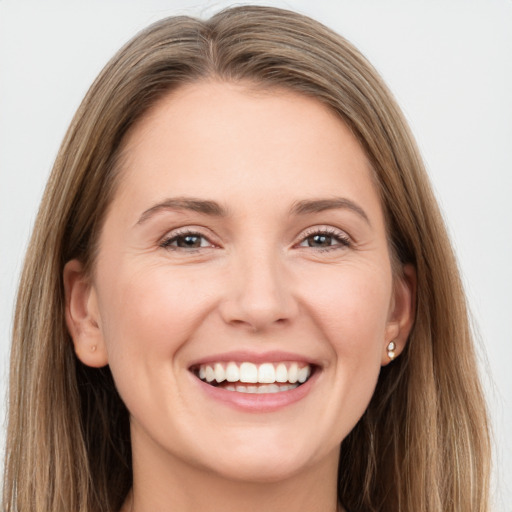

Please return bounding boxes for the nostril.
[227,316,290,333]
[217,260,299,330]
[219,295,298,332]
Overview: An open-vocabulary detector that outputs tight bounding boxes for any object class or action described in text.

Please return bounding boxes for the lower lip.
[192,372,318,413]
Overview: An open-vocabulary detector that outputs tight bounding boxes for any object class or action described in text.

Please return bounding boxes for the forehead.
[113,80,382,218]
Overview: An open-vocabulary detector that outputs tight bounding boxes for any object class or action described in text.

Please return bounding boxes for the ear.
[63,259,109,367]
[382,264,416,366]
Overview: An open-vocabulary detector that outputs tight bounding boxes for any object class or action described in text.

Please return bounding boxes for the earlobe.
[382,264,416,366]
[63,259,109,368]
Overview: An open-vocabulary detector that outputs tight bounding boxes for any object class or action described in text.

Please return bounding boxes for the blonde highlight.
[4,6,490,512]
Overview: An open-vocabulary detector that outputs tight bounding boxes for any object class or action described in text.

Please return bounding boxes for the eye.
[297,227,351,250]
[160,230,214,250]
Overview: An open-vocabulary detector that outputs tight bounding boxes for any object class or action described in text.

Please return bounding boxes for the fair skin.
[64,81,415,512]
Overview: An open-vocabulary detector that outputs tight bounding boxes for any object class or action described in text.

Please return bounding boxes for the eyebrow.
[136,196,370,226]
[290,197,371,225]
[136,197,228,225]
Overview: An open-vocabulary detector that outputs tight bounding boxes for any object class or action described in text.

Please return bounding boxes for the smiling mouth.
[192,361,314,394]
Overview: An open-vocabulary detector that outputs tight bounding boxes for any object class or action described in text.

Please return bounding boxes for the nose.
[218,248,299,332]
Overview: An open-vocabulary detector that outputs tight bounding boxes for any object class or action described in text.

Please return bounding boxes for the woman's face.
[65,81,414,483]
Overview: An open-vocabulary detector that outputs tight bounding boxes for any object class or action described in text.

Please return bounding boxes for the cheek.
[316,267,391,415]
[285,263,393,443]
[95,262,216,364]
[93,262,222,424]
[301,262,392,351]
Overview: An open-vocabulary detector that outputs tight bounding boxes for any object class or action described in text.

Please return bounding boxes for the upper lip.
[188,350,321,369]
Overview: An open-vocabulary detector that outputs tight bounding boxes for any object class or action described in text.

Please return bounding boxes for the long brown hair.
[3,6,490,512]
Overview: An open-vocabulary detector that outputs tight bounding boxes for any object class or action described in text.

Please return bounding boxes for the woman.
[3,5,491,512]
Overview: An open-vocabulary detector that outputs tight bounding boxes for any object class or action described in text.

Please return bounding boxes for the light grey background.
[1,0,511,509]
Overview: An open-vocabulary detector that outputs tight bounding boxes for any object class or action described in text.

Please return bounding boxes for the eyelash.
[296,226,351,252]
[159,228,216,251]
[159,227,351,252]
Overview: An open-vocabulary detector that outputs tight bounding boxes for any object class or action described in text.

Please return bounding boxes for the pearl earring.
[387,341,396,360]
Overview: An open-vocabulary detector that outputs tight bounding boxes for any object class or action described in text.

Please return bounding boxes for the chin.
[208,452,318,484]
[188,428,337,485]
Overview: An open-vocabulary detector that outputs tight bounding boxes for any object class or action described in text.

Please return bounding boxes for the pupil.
[310,234,331,247]
[178,235,201,248]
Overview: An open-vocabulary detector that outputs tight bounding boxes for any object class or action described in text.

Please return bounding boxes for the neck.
[124,478,342,512]
[122,433,342,512]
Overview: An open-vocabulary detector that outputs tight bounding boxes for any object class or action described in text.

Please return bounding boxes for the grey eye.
[298,230,350,249]
[305,234,334,247]
[175,234,205,248]
[161,232,212,250]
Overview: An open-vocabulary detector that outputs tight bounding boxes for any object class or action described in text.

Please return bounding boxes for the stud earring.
[90,345,97,352]
[387,341,396,360]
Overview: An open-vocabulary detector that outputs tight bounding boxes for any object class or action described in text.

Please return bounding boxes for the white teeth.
[214,363,226,383]
[298,366,311,383]
[205,366,215,383]
[222,383,299,394]
[240,362,258,383]
[226,362,240,382]
[196,361,313,388]
[288,363,299,383]
[275,363,288,383]
[258,363,275,383]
